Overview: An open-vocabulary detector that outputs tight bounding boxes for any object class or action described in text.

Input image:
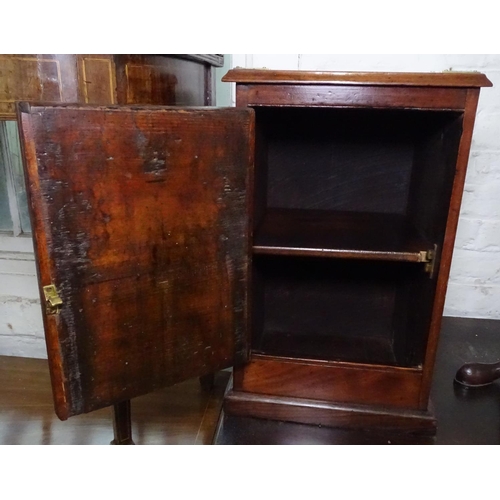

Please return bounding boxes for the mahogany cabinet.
[17,69,492,441]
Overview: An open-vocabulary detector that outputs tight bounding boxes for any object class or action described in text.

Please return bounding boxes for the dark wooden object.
[455,361,500,387]
[222,69,491,432]
[199,374,215,392]
[18,105,253,420]
[111,400,134,445]
[17,69,491,440]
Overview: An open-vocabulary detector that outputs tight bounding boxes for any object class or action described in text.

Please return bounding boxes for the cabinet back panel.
[267,138,413,213]
[252,256,423,365]
[256,107,462,217]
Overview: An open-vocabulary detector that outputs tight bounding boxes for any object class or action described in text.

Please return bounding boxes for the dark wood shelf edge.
[252,209,434,264]
[223,390,436,434]
[253,333,398,367]
[253,245,424,263]
[250,353,423,373]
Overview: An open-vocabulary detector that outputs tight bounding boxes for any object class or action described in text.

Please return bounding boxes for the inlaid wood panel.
[114,55,208,106]
[125,62,177,104]
[0,55,78,118]
[77,55,117,104]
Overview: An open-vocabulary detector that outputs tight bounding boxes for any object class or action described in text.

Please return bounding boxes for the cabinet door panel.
[18,104,254,419]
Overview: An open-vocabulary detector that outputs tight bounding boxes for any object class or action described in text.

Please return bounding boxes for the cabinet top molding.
[223,69,492,88]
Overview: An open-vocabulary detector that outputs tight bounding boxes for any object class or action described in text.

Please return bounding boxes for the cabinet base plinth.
[224,390,436,434]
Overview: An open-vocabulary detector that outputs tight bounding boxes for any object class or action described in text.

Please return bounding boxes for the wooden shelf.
[253,209,432,263]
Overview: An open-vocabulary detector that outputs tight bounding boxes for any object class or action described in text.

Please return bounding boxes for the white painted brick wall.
[0,298,46,358]
[0,253,46,357]
[1,54,499,359]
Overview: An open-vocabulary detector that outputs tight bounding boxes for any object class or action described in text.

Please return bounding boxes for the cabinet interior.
[251,106,463,367]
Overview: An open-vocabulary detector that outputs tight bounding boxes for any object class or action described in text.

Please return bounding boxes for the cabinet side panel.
[419,89,481,407]
[393,114,464,366]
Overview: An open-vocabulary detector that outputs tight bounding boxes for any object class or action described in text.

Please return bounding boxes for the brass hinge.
[418,245,437,278]
[43,284,63,315]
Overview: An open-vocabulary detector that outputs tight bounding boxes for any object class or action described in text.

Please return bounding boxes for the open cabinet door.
[17,104,254,420]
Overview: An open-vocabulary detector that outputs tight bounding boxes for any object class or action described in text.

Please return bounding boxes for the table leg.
[199,373,215,392]
[110,400,135,445]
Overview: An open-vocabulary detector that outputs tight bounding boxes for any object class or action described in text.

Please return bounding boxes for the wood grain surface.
[235,355,422,408]
[230,69,487,425]
[223,69,493,87]
[236,84,468,110]
[18,104,254,420]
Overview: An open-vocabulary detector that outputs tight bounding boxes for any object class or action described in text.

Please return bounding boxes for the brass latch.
[43,284,63,315]
[418,245,437,278]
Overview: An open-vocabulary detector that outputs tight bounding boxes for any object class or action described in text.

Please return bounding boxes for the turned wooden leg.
[199,373,215,392]
[455,361,500,387]
[110,400,135,445]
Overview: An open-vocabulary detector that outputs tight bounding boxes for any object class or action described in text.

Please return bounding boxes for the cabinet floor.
[1,317,499,444]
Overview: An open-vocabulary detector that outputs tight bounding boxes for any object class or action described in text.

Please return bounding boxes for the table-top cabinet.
[17,68,492,439]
